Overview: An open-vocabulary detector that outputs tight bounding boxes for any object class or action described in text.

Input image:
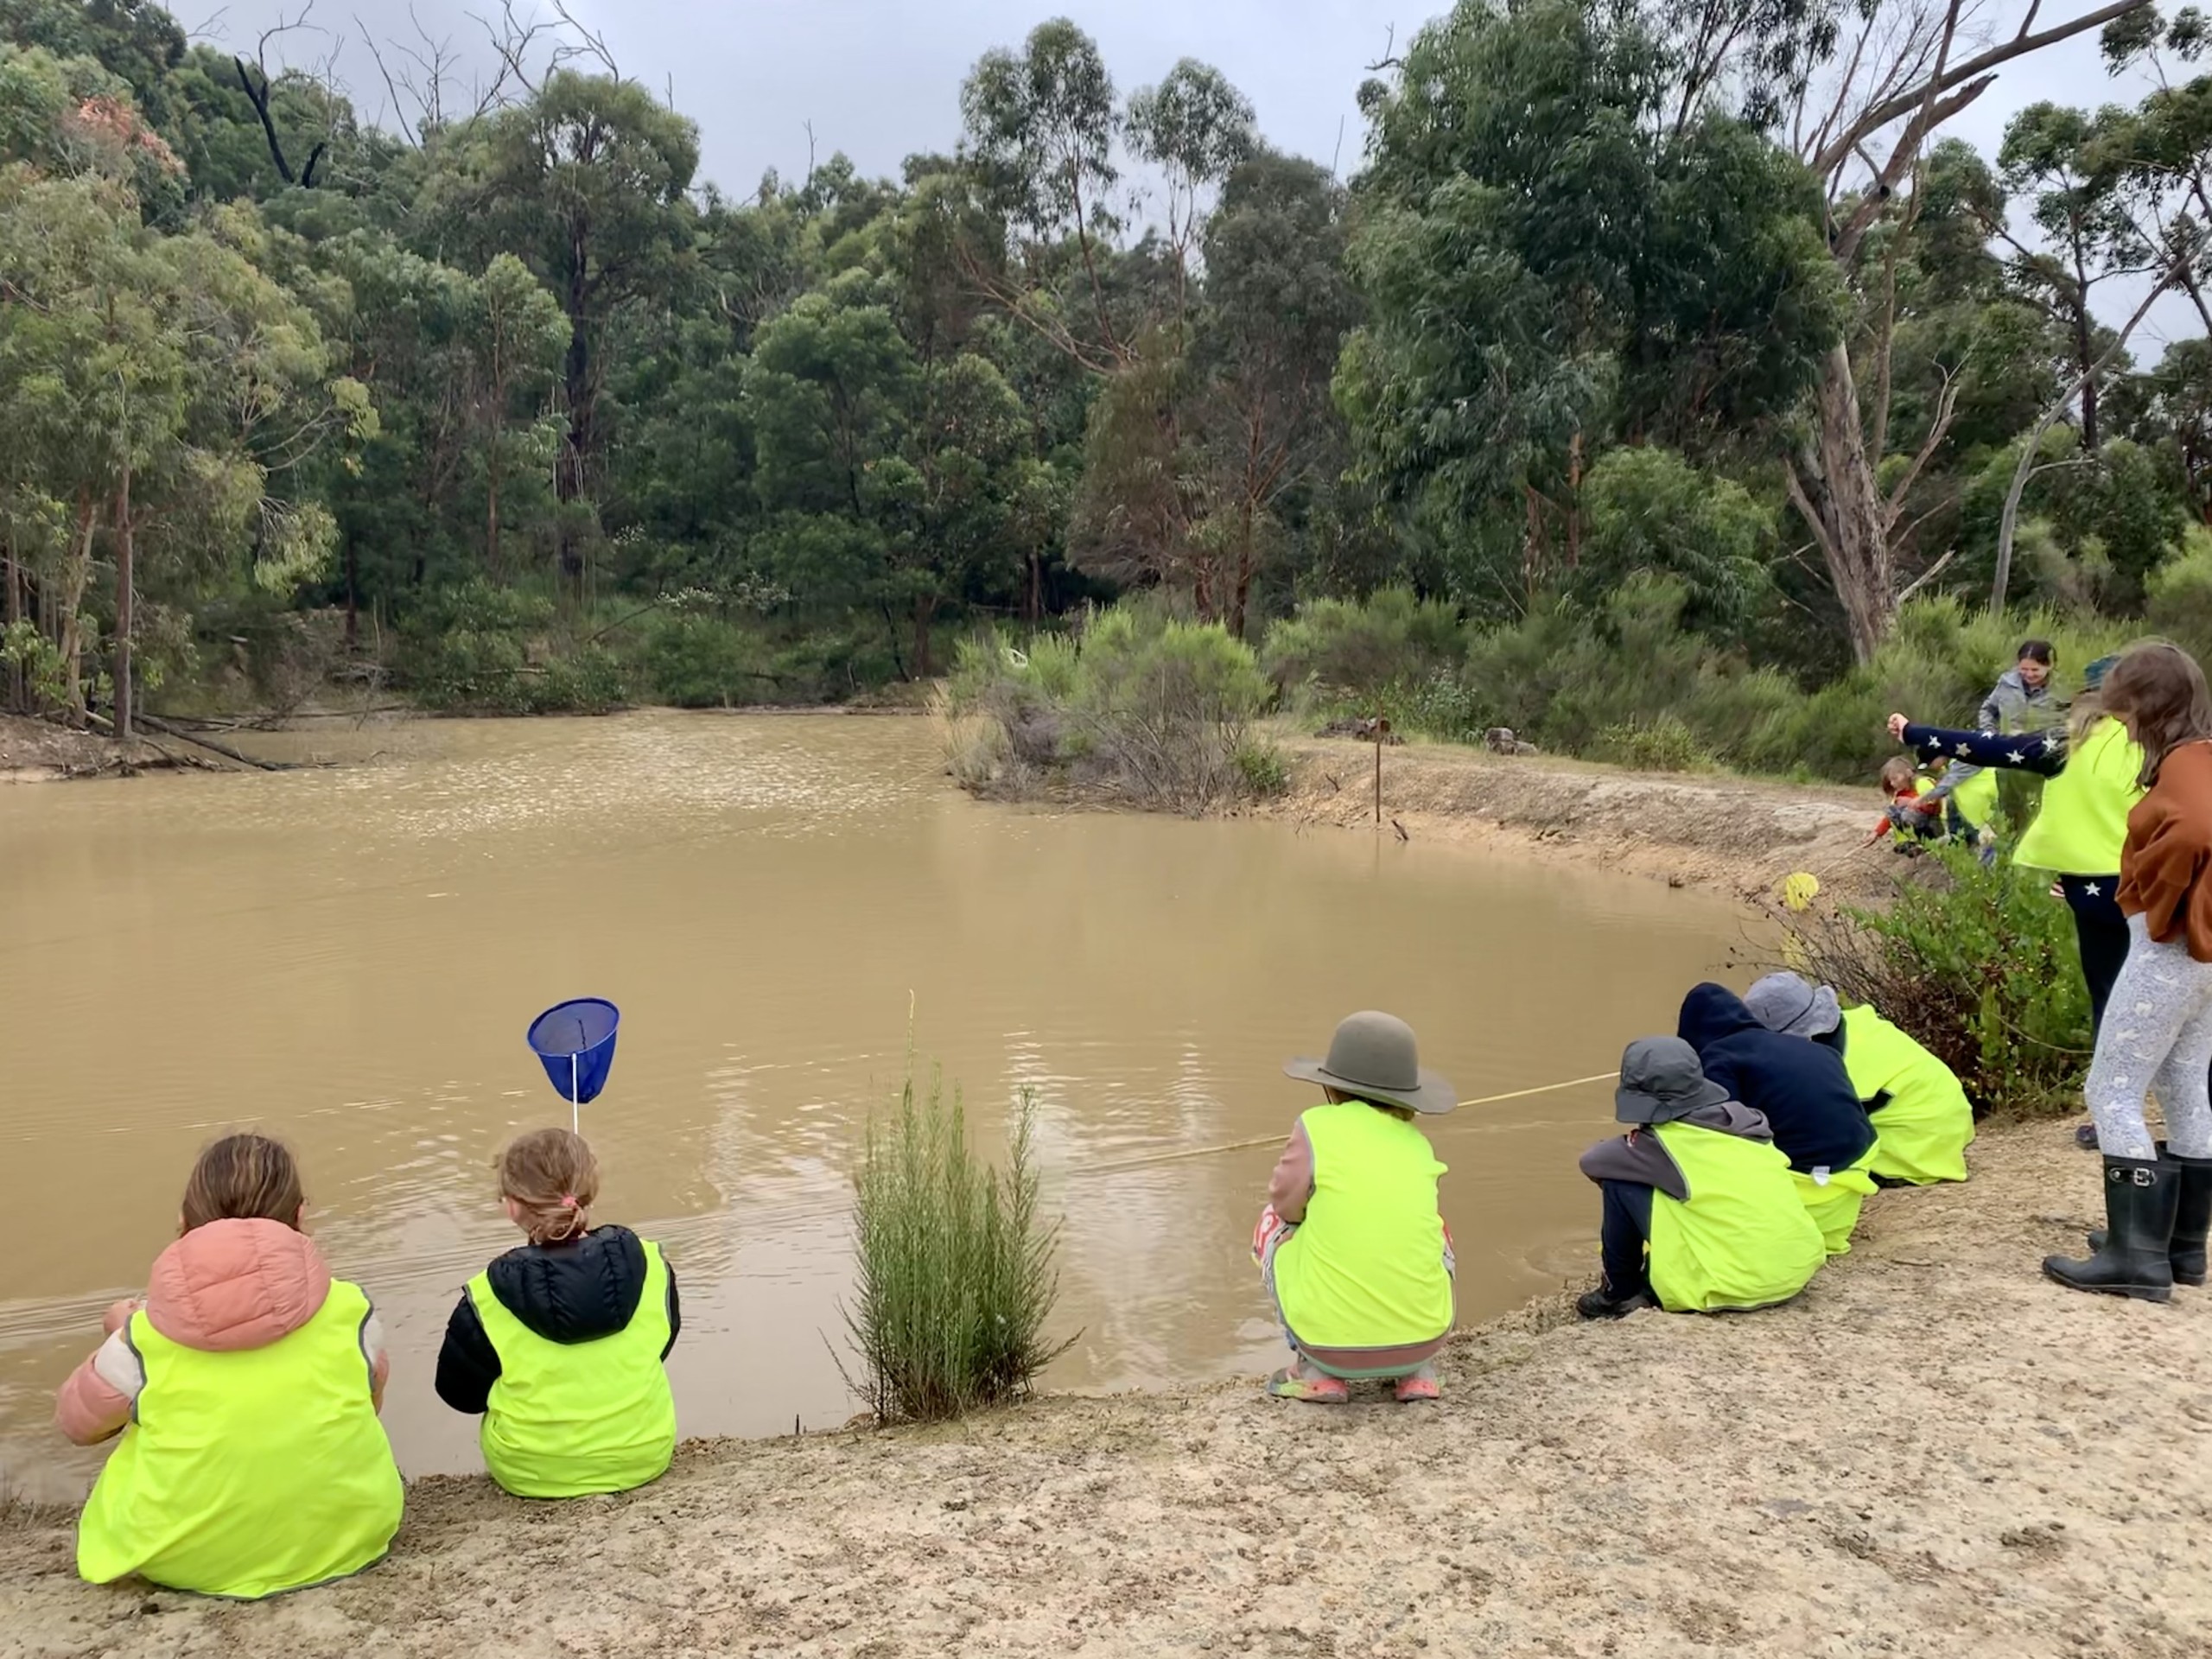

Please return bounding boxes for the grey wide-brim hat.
[1616,1037,1729,1126]
[1743,972,1842,1039]
[1285,1010,1458,1116]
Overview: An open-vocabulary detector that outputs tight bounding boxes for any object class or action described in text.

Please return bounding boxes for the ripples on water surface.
[0,712,1744,1495]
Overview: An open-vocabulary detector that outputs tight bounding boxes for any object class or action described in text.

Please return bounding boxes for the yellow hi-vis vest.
[469,1238,676,1498]
[1791,1155,1879,1255]
[75,1280,402,1599]
[1951,767,2000,831]
[1646,1121,1827,1313]
[1271,1102,1452,1351]
[1842,1005,1973,1185]
[2013,718,2145,876]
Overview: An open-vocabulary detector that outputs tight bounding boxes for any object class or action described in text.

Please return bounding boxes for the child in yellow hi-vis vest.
[435,1129,679,1497]
[1254,1011,1455,1405]
[1576,1039,1827,1318]
[57,1134,404,1599]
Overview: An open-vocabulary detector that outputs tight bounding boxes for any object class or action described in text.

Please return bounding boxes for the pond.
[0,711,1744,1495]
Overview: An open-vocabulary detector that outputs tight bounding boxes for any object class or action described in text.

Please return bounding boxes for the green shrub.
[950,605,1278,810]
[2145,525,2212,666]
[1262,588,1466,702]
[644,613,759,708]
[524,645,629,715]
[1780,842,2091,1117]
[1235,740,1291,797]
[841,1067,1071,1426]
[1573,445,1772,634]
[1452,577,2130,784]
[1069,607,1275,810]
[1592,714,1713,772]
[396,581,552,712]
[1352,670,1486,744]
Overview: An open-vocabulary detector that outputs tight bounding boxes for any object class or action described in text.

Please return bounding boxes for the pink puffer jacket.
[54,1219,389,1445]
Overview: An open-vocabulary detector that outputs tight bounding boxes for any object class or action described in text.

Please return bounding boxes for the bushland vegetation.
[8,2,2212,747]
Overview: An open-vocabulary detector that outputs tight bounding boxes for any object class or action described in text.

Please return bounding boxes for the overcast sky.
[190,1,2193,343]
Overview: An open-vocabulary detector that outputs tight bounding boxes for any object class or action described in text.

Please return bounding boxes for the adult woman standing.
[2043,643,2212,1300]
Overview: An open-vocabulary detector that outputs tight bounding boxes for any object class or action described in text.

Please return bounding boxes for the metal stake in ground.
[1359,715,1392,827]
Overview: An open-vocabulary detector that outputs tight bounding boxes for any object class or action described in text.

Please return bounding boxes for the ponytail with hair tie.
[497,1128,600,1245]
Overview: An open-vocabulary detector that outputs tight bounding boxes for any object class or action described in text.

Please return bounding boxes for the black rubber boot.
[2047,1156,2182,1301]
[2082,1144,2212,1286]
[2171,1153,2212,1287]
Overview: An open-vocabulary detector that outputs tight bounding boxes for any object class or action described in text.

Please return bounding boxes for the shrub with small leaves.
[1777,842,2092,1118]
[841,1067,1072,1426]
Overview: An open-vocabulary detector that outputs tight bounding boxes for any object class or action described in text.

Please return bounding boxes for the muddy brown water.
[0,713,1745,1498]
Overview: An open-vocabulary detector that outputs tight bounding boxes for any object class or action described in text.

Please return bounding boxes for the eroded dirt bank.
[1268,735,1886,904]
[3,1122,2206,1659]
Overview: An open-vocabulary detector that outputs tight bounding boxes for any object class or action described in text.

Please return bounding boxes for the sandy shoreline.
[3,1121,2207,1657]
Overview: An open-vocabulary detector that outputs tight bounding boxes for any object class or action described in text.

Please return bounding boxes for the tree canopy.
[3,0,2210,732]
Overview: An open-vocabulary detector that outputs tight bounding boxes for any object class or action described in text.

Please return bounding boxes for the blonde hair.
[181,1134,305,1235]
[1879,756,1917,794]
[498,1128,599,1245]
[2068,686,2107,747]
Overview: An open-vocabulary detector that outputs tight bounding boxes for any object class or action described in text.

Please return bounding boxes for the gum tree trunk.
[1789,344,1894,665]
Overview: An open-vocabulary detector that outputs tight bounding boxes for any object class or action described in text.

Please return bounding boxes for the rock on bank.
[2,1123,2205,1657]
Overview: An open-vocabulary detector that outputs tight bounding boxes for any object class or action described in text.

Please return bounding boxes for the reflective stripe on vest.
[2013,719,2145,876]
[75,1280,403,1599]
[1271,1102,1452,1350]
[470,1237,677,1498]
[1842,1005,1974,1185]
[1644,1121,1827,1313]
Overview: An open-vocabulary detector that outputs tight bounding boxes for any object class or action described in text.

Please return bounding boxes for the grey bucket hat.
[1285,1011,1458,1116]
[1743,972,1842,1039]
[1615,1037,1728,1126]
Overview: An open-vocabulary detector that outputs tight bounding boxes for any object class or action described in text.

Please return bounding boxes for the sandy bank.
[3,1121,2205,1658]
[1268,735,1888,905]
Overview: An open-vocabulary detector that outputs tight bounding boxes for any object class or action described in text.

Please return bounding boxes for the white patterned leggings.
[2087,914,2212,1161]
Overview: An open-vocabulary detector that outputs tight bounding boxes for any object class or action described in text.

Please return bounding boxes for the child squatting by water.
[1255,1010,1456,1404]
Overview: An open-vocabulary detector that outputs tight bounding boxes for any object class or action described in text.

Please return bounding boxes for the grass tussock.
[841,1066,1074,1426]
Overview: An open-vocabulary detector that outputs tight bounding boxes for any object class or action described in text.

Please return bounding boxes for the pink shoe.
[1393,1366,1440,1404]
[1265,1365,1350,1404]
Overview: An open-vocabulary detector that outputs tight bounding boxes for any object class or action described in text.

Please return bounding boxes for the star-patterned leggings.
[2086,913,2212,1160]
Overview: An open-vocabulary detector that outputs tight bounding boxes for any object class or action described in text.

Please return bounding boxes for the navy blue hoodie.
[1677,984,1877,1174]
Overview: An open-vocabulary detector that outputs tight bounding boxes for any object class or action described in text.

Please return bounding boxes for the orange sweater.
[2119,741,2212,963]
